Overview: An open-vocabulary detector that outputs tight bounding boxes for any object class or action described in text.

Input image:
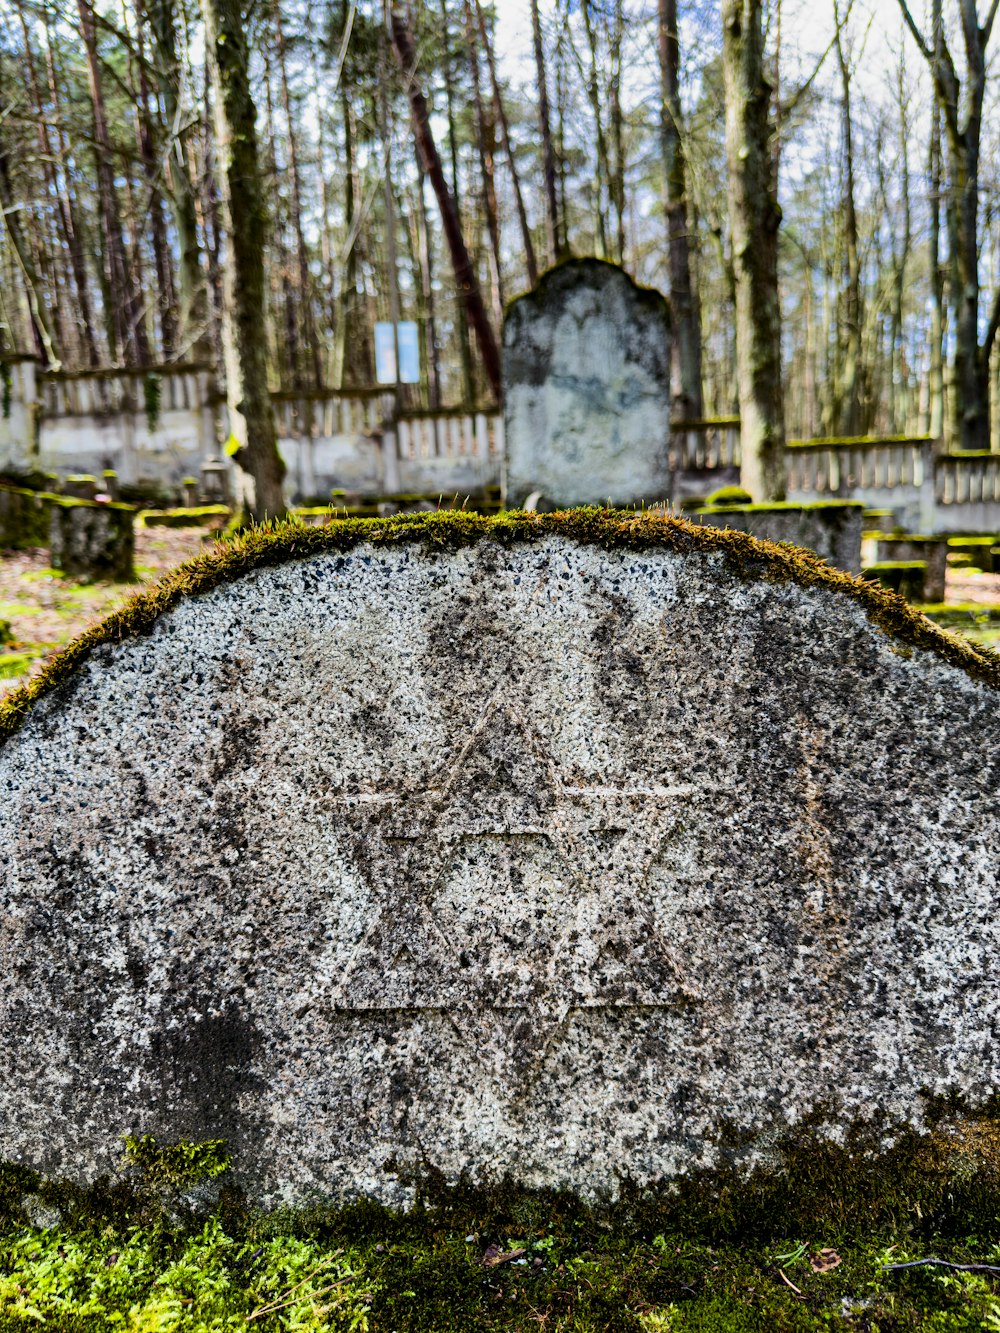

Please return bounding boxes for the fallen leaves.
[809,1249,842,1273]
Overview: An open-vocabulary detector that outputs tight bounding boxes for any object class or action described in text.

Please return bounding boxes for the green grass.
[2,1189,999,1330]
[2,1121,1000,1330]
[0,648,42,680]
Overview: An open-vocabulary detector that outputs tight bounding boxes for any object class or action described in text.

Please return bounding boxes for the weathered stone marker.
[503,261,672,508]
[1,513,998,1208]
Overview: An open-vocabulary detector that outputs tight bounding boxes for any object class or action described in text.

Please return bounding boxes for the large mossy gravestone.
[503,260,672,508]
[0,513,999,1209]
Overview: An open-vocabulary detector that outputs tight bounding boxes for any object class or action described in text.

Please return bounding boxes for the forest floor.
[2,1174,1000,1331]
[0,526,208,698]
[0,528,998,700]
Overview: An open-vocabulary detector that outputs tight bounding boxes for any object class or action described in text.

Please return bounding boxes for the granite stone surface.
[1,532,998,1206]
[503,260,672,508]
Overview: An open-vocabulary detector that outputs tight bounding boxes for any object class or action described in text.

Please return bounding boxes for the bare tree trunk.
[722,0,786,500]
[608,0,626,262]
[897,0,999,449]
[275,3,321,387]
[203,0,285,520]
[833,2,862,435]
[891,52,913,433]
[928,102,944,439]
[332,84,356,389]
[0,93,60,366]
[390,7,501,402]
[579,0,610,258]
[149,0,209,358]
[530,0,560,264]
[77,0,144,364]
[435,0,474,403]
[464,0,503,329]
[474,0,537,287]
[20,2,95,365]
[133,16,177,360]
[657,0,703,420]
[415,168,442,409]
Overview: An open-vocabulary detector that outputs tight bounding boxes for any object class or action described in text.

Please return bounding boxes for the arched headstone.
[503,260,672,508]
[1,513,998,1207]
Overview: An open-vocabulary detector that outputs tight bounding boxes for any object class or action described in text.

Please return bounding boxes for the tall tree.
[657,0,703,420]
[390,5,501,401]
[530,0,560,266]
[897,0,1000,450]
[76,0,146,365]
[722,0,786,499]
[203,0,286,520]
[474,0,538,287]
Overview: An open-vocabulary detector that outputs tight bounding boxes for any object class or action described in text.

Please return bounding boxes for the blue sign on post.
[375,321,421,385]
[396,321,420,384]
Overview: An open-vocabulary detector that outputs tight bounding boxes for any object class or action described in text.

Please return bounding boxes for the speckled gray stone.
[503,260,672,508]
[1,534,998,1207]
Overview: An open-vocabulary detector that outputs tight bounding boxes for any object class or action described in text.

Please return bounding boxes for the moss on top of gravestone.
[0,507,998,747]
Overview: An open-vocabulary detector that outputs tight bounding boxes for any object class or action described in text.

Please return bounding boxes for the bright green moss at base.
[1,507,999,749]
[2,1117,1000,1329]
[139,506,231,529]
[864,560,928,572]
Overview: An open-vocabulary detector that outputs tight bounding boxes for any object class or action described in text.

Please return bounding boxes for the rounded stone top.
[1,512,996,753]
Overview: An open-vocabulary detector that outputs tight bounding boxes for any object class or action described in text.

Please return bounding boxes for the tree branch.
[982,280,1000,363]
[895,0,932,60]
[781,0,855,120]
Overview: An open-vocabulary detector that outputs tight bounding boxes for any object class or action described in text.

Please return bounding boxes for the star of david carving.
[313,691,700,1098]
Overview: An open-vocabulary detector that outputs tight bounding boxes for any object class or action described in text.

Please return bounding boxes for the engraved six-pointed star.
[318,694,698,1097]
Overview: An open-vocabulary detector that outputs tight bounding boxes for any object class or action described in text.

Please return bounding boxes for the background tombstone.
[502,260,672,508]
[0,514,999,1209]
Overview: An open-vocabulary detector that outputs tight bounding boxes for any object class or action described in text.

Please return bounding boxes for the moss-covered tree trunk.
[722,0,786,501]
[203,0,285,521]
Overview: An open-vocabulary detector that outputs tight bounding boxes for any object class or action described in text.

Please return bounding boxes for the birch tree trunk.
[722,0,786,500]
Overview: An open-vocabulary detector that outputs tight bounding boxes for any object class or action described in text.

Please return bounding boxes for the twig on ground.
[882,1258,1000,1275]
[777,1268,805,1298]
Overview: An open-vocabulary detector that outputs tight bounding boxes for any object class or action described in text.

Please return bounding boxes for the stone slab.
[48,499,135,581]
[694,501,865,573]
[503,260,672,508]
[0,518,998,1208]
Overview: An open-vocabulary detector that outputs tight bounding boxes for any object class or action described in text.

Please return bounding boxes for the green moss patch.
[704,485,752,507]
[139,506,231,529]
[1,507,998,749]
[787,434,934,450]
[3,1118,1000,1329]
[696,500,866,514]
